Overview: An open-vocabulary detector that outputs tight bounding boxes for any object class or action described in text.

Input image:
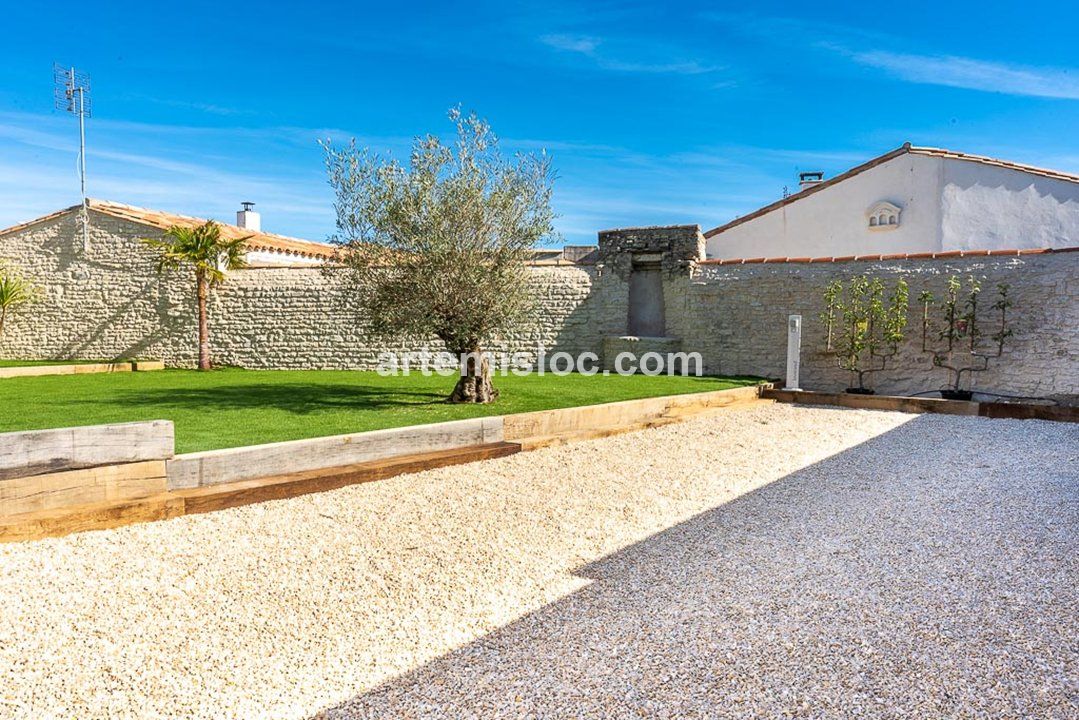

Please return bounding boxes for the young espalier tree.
[0,263,38,341]
[141,221,248,370]
[920,275,1012,400]
[323,109,556,403]
[820,275,909,393]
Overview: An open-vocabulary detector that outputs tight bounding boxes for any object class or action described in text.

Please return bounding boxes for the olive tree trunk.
[448,350,498,404]
[196,271,211,371]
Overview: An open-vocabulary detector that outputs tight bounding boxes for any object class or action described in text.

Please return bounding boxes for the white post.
[785,314,802,391]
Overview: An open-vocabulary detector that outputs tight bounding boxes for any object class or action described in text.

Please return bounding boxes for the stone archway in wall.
[595,225,705,372]
[627,254,665,337]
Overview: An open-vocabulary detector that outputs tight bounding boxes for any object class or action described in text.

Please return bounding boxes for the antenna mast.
[53,63,92,250]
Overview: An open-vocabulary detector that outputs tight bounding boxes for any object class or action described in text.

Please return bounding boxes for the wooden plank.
[0,441,519,542]
[0,420,175,481]
[0,495,184,543]
[0,362,141,379]
[167,416,503,489]
[0,364,78,379]
[503,385,766,441]
[979,402,1078,423]
[73,362,133,375]
[177,441,520,515]
[0,460,167,517]
[515,398,768,450]
[763,389,981,416]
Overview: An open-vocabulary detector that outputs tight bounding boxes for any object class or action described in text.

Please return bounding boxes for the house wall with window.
[706,152,1079,260]
[706,154,943,260]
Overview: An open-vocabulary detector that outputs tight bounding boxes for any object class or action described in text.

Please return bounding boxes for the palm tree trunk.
[196,271,211,371]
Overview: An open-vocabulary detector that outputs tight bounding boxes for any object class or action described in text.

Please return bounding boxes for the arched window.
[867,201,902,231]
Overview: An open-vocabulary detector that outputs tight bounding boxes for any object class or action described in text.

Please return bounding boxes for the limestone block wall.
[0,212,196,363]
[0,210,603,369]
[1,211,1075,399]
[679,252,1078,398]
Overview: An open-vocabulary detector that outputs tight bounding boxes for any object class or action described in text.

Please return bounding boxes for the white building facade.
[705,145,1079,260]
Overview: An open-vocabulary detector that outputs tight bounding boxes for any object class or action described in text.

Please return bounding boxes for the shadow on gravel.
[313,413,1077,719]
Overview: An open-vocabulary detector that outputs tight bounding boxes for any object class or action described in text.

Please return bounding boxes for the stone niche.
[596,225,705,373]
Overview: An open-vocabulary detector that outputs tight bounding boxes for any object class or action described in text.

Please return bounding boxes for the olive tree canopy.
[322,109,557,402]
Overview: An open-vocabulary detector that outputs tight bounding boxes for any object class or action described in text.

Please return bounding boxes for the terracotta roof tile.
[907,146,1079,184]
[698,246,1079,266]
[85,200,336,259]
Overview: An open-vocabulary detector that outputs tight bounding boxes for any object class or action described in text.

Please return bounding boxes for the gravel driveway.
[0,404,1075,719]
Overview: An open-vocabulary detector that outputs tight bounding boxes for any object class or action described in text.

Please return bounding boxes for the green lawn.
[0,368,763,453]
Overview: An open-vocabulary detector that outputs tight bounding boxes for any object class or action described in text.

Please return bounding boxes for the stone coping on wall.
[699,245,1079,266]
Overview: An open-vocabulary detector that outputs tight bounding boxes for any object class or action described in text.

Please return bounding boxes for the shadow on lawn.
[313,412,1076,718]
[95,383,449,415]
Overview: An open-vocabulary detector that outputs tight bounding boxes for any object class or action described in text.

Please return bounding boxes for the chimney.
[798,171,824,191]
[236,201,261,232]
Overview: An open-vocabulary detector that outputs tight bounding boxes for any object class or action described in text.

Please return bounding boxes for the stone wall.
[681,253,1077,398]
[0,210,602,369]
[1,211,1076,399]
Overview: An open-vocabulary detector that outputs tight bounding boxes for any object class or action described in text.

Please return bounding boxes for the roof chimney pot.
[798,171,824,191]
[237,202,261,232]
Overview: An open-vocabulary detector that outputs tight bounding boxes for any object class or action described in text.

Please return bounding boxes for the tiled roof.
[906,146,1079,184]
[704,143,1079,240]
[698,246,1079,266]
[87,200,336,259]
[0,200,337,260]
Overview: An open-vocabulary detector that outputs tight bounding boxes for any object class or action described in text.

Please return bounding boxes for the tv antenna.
[53,63,92,249]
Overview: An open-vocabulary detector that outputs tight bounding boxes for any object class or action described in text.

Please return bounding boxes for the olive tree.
[322,109,556,403]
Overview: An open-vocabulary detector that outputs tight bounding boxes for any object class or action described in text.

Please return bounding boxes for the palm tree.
[0,265,36,340]
[142,221,249,370]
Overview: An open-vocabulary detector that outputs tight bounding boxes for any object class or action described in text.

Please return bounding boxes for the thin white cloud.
[0,112,335,238]
[540,33,599,54]
[538,32,719,76]
[847,49,1079,100]
[705,13,1079,101]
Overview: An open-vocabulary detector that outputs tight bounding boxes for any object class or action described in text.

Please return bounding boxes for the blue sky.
[2,1,1077,246]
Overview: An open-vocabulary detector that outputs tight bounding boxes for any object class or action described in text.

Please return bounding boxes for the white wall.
[706,154,944,260]
[706,152,1079,260]
[940,159,1079,251]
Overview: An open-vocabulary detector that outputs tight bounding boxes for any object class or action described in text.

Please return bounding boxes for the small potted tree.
[821,276,909,394]
[920,275,1012,400]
